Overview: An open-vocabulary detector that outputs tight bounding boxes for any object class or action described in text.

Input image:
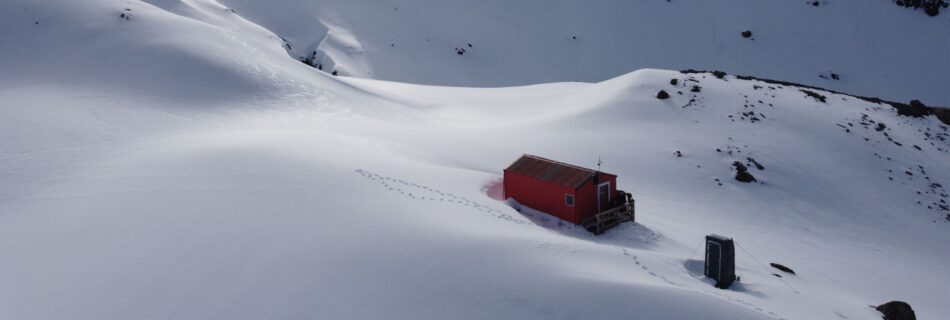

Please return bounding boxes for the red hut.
[503,154,634,234]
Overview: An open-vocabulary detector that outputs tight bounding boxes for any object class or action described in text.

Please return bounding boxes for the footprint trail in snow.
[355,169,527,225]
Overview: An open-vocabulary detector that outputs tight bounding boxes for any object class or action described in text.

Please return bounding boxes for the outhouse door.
[597,182,610,212]
[705,241,721,281]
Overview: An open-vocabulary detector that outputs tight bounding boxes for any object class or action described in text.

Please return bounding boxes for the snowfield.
[218,0,950,105]
[1,1,948,319]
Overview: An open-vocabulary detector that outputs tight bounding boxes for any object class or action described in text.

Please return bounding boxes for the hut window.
[565,194,575,206]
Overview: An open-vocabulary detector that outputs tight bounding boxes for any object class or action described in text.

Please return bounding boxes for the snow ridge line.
[681,70,950,124]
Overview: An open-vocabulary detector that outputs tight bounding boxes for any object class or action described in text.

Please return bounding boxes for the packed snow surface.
[1,1,948,320]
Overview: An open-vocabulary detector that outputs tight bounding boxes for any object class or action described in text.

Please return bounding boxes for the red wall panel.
[504,170,578,223]
[504,171,618,225]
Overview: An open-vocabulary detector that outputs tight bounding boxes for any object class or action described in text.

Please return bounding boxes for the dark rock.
[925,2,941,16]
[800,89,827,103]
[741,30,752,38]
[894,100,933,118]
[691,85,702,93]
[746,157,765,170]
[733,162,756,183]
[769,263,795,274]
[670,78,679,86]
[656,90,670,100]
[911,99,927,108]
[896,0,948,16]
[934,108,950,124]
[679,69,726,79]
[876,301,916,320]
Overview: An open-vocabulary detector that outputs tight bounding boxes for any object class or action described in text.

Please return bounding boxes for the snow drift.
[1,1,948,319]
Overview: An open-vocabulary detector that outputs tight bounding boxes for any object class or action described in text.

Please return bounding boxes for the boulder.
[733,162,756,183]
[876,301,916,320]
[769,263,795,274]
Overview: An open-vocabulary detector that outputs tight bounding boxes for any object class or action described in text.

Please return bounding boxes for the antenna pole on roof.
[597,156,602,172]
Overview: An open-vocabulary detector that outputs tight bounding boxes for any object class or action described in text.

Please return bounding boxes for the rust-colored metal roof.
[504,154,615,188]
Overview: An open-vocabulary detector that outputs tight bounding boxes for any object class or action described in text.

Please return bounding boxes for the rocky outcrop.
[876,301,916,320]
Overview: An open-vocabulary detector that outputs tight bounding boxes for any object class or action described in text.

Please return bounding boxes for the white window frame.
[596,181,611,212]
[565,193,575,207]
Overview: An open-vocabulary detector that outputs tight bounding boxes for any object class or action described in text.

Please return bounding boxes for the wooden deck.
[581,199,635,235]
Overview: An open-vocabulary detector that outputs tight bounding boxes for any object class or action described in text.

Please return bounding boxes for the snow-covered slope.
[1,1,948,320]
[218,0,950,105]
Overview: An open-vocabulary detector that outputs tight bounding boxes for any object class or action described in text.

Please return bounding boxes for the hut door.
[597,182,610,212]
